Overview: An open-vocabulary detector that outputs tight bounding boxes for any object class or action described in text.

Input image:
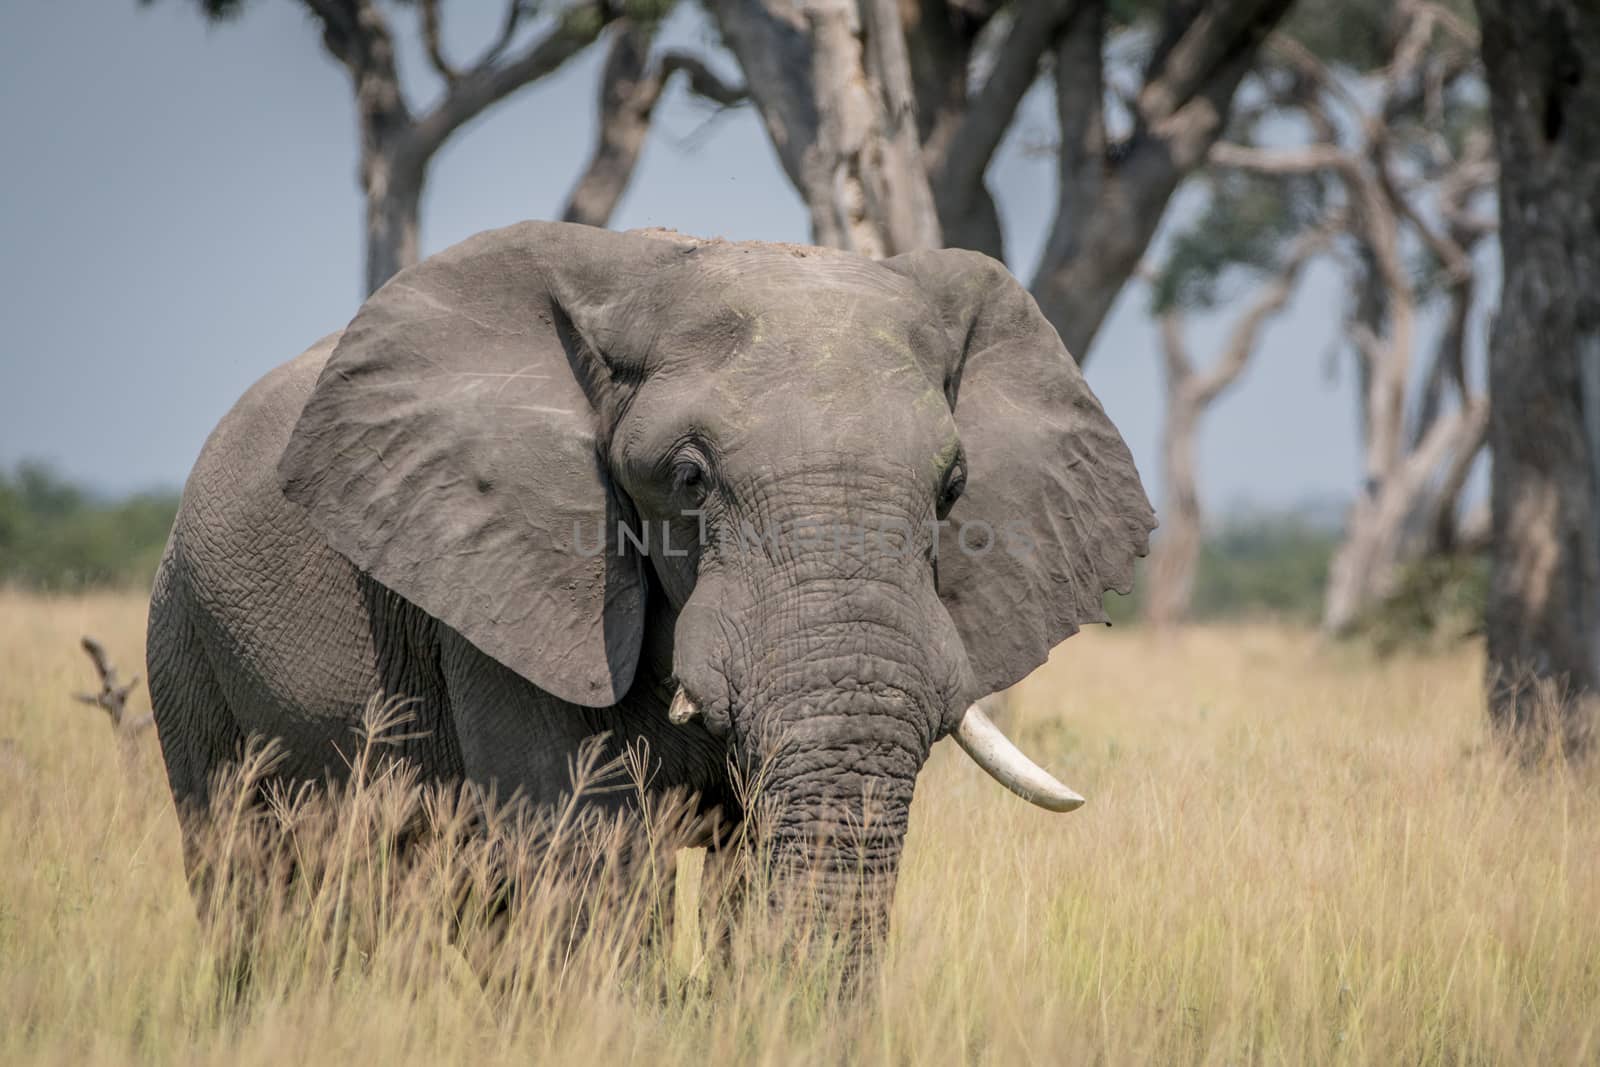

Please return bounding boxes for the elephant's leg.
[147,552,272,998]
[148,549,246,902]
[437,627,615,812]
[436,627,728,973]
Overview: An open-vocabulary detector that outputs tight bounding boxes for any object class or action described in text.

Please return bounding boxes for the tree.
[1474,0,1600,751]
[710,0,943,257]
[1143,211,1333,628]
[151,0,629,294]
[560,19,747,228]
[710,0,1294,359]
[1205,2,1495,632]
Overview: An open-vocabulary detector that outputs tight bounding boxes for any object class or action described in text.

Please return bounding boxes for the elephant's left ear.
[886,248,1157,697]
[280,222,683,708]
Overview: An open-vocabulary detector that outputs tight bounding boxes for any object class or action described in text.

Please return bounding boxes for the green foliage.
[1190,515,1340,622]
[1150,169,1323,313]
[1283,0,1477,74]
[0,464,178,592]
[1105,513,1341,624]
[1348,552,1487,655]
[1106,0,1170,30]
[1281,0,1393,73]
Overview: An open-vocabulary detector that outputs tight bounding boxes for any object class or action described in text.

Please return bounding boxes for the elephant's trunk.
[759,761,914,951]
[670,509,970,949]
[739,672,931,952]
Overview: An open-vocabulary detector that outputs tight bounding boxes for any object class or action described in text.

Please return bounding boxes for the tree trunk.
[1321,399,1489,633]
[1144,228,1326,628]
[1475,0,1600,750]
[910,0,1075,262]
[307,0,617,294]
[1031,0,1294,363]
[1145,393,1203,629]
[712,0,941,256]
[561,22,657,229]
[362,152,423,296]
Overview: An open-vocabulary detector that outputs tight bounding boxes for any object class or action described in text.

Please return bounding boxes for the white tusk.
[668,688,701,725]
[953,702,1085,812]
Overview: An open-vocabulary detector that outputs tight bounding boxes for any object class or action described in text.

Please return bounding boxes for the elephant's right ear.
[279,221,680,708]
[886,247,1157,698]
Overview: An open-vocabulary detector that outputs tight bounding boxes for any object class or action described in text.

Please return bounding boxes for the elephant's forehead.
[662,248,950,381]
[635,244,959,466]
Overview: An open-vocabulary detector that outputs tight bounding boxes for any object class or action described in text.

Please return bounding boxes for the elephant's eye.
[937,457,967,520]
[671,454,710,505]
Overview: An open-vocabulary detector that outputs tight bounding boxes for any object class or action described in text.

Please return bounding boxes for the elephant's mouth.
[666,687,1085,812]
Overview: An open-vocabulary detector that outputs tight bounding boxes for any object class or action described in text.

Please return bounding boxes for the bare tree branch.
[1209,131,1413,483]
[1145,210,1333,628]
[1157,308,1195,383]
[1243,4,1496,633]
[419,0,461,84]
[1193,222,1336,405]
[406,2,616,170]
[303,0,364,70]
[1425,403,1489,553]
[933,0,1078,215]
[659,52,748,108]
[1030,0,1295,362]
[476,0,531,70]
[1208,140,1351,176]
[563,21,663,229]
[562,23,749,228]
[1417,0,1479,47]
[74,637,152,732]
[1414,272,1475,441]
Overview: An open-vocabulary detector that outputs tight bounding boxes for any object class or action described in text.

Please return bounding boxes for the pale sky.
[0,0,1433,516]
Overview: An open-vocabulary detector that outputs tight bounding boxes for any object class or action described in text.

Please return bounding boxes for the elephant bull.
[147,221,1154,948]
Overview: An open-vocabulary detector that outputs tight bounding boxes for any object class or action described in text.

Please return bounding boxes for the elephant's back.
[165,335,389,773]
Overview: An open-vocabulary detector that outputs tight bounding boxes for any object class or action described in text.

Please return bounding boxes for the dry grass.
[2,589,1598,1065]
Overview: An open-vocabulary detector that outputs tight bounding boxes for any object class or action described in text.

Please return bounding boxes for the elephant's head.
[279,222,1154,941]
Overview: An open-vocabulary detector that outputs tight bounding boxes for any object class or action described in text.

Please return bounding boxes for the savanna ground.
[2,589,1597,1065]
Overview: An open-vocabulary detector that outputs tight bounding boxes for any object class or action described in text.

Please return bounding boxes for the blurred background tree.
[1474,0,1600,753]
[143,0,715,294]
[49,0,1594,748]
[711,0,1296,359]
[1144,0,1493,636]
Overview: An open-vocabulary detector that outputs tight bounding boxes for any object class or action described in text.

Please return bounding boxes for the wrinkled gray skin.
[148,222,1154,940]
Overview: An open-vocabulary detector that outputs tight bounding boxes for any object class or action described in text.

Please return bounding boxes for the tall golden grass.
[2,588,1597,1065]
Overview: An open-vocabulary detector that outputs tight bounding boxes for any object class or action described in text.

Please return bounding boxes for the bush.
[0,462,178,591]
[1348,552,1489,655]
[1104,513,1340,625]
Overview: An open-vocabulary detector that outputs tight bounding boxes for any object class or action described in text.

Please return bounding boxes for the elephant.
[146,221,1155,948]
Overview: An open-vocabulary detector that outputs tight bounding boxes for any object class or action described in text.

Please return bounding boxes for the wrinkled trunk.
[712,548,953,952]
[1476,0,1600,750]
[741,624,930,948]
[761,754,912,947]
